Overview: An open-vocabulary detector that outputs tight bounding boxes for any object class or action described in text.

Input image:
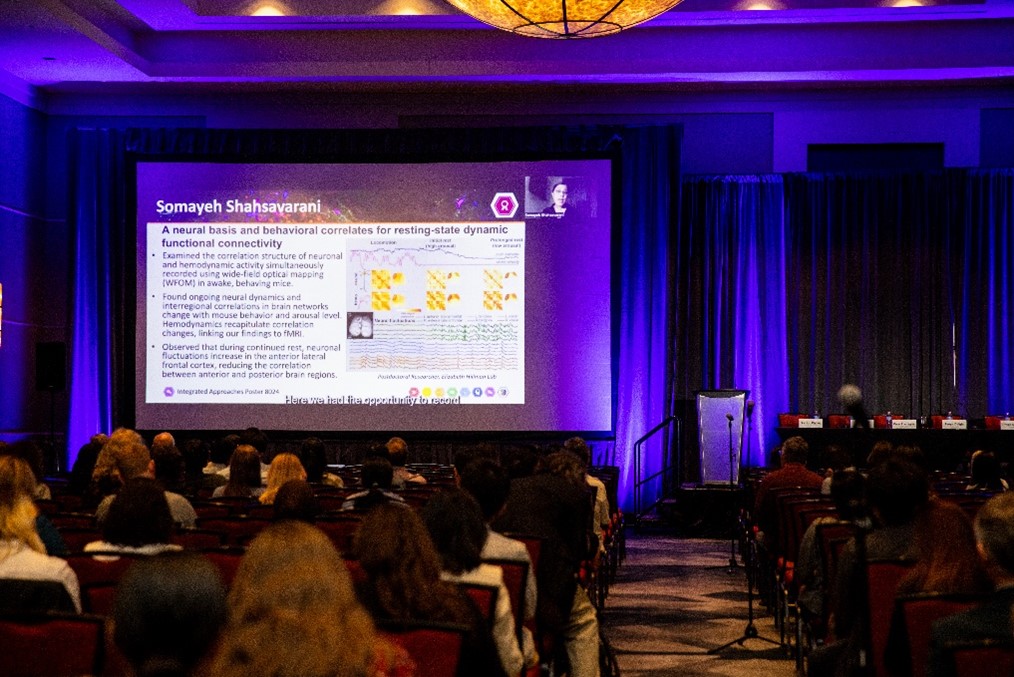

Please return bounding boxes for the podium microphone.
[726,413,734,422]
[838,384,870,430]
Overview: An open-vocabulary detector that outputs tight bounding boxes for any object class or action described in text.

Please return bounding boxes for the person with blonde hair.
[258,453,307,505]
[0,456,81,612]
[209,521,414,677]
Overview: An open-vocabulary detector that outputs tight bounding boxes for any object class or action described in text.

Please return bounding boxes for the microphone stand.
[727,413,738,571]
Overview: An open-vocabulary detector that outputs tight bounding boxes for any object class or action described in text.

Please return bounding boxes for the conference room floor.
[602,534,793,676]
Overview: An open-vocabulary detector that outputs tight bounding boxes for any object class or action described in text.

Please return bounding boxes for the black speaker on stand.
[36,342,66,473]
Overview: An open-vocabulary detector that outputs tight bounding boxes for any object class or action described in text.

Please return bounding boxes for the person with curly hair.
[258,453,306,505]
[354,502,504,677]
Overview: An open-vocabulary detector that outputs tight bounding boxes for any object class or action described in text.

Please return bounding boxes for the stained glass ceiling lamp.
[444,0,686,38]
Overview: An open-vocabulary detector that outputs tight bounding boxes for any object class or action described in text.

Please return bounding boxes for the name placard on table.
[1003,420,1014,431]
[799,418,824,429]
[890,419,918,430]
[941,419,968,430]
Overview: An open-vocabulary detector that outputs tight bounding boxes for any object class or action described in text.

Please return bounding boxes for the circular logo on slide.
[498,388,509,397]
[472,387,483,397]
[422,387,432,397]
[485,387,496,397]
[448,388,458,397]
[409,387,419,397]
[459,388,469,398]
[163,387,174,397]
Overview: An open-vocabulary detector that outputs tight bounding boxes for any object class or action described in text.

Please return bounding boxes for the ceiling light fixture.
[444,0,685,38]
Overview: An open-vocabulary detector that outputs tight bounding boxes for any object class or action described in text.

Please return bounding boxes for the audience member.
[1,439,52,499]
[93,428,197,528]
[354,503,505,677]
[965,450,1008,492]
[884,498,992,675]
[85,477,183,555]
[213,445,264,499]
[342,456,405,511]
[796,469,865,620]
[68,433,107,496]
[753,436,823,545]
[113,552,227,677]
[258,453,307,506]
[209,521,414,677]
[300,436,344,488]
[152,433,186,495]
[929,492,1014,677]
[205,434,239,476]
[459,457,538,660]
[273,479,319,523]
[564,436,610,551]
[493,450,600,677]
[422,489,528,676]
[0,456,80,612]
[866,440,894,469]
[820,444,855,496]
[386,437,426,488]
[179,437,213,496]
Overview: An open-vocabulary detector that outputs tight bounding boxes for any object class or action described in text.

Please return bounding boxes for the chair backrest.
[56,526,104,553]
[377,619,468,677]
[49,512,95,529]
[783,497,833,564]
[0,611,106,677]
[0,579,77,614]
[316,516,362,554]
[457,582,499,632]
[865,558,915,677]
[81,581,119,616]
[172,527,226,550]
[65,552,142,587]
[483,558,529,644]
[895,593,984,677]
[200,547,246,587]
[947,639,1014,677]
[196,516,271,546]
[815,521,857,619]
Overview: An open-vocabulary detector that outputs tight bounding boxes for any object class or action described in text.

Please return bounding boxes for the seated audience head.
[421,488,487,575]
[210,434,240,467]
[385,437,408,468]
[354,502,447,618]
[969,450,1005,491]
[93,427,152,489]
[894,443,928,474]
[299,436,327,483]
[500,445,538,480]
[830,468,866,521]
[223,444,262,497]
[781,436,809,466]
[114,552,227,677]
[273,479,318,523]
[866,440,894,469]
[973,492,1014,582]
[562,436,592,469]
[152,441,185,493]
[102,477,174,548]
[0,455,44,554]
[179,438,210,483]
[211,521,382,677]
[459,458,511,523]
[823,444,852,472]
[69,433,107,494]
[360,455,394,490]
[537,449,587,488]
[899,498,991,595]
[259,453,307,505]
[866,457,929,527]
[151,432,176,454]
[1,439,46,487]
[239,427,269,457]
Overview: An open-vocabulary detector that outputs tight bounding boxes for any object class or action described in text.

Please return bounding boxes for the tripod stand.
[708,522,781,654]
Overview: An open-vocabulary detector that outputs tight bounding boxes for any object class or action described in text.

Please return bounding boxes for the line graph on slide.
[345,233,525,374]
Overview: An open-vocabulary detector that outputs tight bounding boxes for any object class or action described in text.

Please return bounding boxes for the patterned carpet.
[601,534,795,677]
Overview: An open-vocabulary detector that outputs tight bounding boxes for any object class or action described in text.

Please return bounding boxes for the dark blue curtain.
[676,169,1014,475]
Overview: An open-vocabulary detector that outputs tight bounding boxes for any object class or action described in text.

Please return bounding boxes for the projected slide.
[135,160,612,433]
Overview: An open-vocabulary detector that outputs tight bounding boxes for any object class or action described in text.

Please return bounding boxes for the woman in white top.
[422,488,530,677]
[84,477,182,556]
[0,456,81,611]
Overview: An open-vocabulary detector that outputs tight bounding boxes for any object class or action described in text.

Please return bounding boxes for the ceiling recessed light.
[746,2,775,8]
[250,3,286,16]
[891,0,923,5]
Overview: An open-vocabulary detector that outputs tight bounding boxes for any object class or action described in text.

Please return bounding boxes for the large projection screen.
[134,159,614,434]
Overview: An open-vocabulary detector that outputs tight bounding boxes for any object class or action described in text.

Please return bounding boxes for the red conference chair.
[65,552,142,588]
[948,639,1014,677]
[377,619,468,677]
[483,558,530,646]
[0,611,106,677]
[81,581,119,616]
[893,592,984,677]
[457,582,499,633]
[201,547,246,587]
[864,558,916,677]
